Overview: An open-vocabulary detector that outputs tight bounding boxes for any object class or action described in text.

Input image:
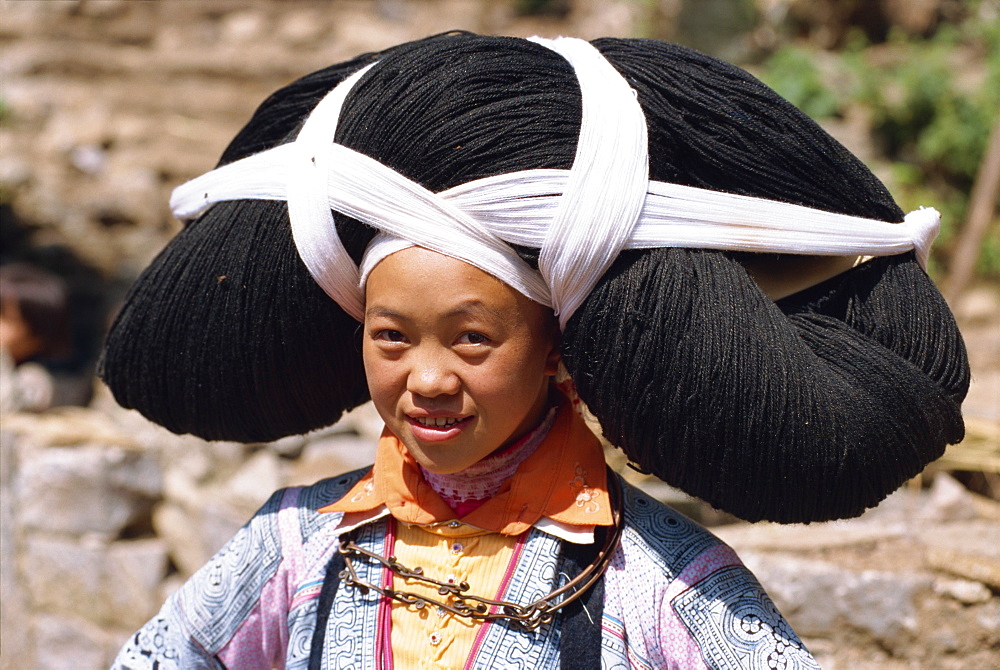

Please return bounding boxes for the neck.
[420,407,557,516]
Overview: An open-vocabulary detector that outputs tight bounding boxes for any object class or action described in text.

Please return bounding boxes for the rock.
[573,0,641,40]
[15,440,161,538]
[739,551,930,646]
[933,577,992,605]
[925,546,1000,590]
[978,601,1000,633]
[918,519,1000,560]
[39,104,114,156]
[269,432,307,459]
[106,538,173,625]
[152,501,204,576]
[1,407,137,449]
[840,570,928,645]
[738,553,843,635]
[0,431,33,670]
[277,10,328,47]
[69,143,108,176]
[199,496,256,560]
[220,10,267,44]
[159,572,187,605]
[159,435,250,496]
[0,153,32,191]
[285,432,376,488]
[925,624,961,654]
[20,534,168,630]
[152,433,266,574]
[713,519,903,552]
[84,159,161,228]
[919,472,978,522]
[164,437,215,484]
[72,0,131,19]
[32,613,118,670]
[223,449,282,513]
[152,495,252,576]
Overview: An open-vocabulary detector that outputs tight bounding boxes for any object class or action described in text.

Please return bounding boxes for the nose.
[406,348,461,399]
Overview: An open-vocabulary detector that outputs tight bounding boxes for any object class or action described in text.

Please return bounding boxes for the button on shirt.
[389,522,516,668]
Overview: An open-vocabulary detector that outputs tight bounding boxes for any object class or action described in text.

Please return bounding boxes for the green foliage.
[853,20,999,278]
[758,12,1000,279]
[854,23,997,186]
[760,45,841,119]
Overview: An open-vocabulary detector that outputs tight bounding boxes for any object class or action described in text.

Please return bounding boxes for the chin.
[412,454,468,475]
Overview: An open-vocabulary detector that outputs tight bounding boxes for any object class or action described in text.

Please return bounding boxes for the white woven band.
[170,37,940,327]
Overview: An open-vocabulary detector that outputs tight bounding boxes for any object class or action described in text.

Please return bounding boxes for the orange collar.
[320,397,613,536]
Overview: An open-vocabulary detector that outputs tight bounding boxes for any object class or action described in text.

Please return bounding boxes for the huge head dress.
[101,33,969,524]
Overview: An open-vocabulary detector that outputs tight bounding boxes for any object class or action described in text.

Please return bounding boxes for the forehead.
[364,247,551,326]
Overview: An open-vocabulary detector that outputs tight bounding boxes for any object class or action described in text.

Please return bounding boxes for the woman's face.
[0,297,44,364]
[362,247,560,474]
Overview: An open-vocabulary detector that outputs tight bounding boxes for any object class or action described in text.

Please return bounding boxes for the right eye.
[374,329,407,343]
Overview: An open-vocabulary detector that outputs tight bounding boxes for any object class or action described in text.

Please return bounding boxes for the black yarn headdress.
[101,33,969,523]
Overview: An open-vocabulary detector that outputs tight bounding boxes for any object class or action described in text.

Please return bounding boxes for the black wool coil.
[99,33,969,523]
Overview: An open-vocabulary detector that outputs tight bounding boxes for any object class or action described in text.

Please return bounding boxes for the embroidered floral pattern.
[350,480,375,503]
[570,463,601,513]
[575,488,601,513]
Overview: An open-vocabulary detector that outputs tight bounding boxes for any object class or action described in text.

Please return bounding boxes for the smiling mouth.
[412,416,469,428]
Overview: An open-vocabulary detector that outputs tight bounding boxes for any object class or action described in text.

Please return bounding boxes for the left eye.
[457,332,488,345]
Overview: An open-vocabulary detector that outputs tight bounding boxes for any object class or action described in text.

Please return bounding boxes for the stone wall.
[1,388,384,669]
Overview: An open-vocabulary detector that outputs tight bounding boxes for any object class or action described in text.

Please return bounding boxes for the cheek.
[483,346,551,398]
[362,346,397,404]
[361,340,377,380]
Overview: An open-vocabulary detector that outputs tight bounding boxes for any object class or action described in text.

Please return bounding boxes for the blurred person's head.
[0,263,71,364]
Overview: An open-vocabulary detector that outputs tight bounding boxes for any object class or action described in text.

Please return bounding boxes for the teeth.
[416,417,461,428]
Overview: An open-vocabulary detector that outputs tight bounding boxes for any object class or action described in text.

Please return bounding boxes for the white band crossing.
[169,37,940,327]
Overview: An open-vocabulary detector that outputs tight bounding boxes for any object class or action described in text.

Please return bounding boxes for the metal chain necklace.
[337,472,623,631]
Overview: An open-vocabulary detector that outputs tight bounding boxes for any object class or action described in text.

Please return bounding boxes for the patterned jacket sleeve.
[667,559,820,670]
[604,481,821,669]
[111,488,296,670]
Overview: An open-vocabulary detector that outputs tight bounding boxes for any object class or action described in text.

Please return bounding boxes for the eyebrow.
[364,306,404,320]
[364,300,508,322]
